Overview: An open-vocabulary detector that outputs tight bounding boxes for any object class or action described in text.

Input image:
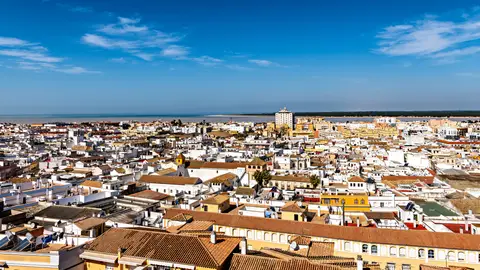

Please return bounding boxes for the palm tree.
[253,170,272,188]
[309,175,321,189]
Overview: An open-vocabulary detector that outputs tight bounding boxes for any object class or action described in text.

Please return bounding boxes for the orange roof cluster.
[84,228,242,269]
[163,209,480,251]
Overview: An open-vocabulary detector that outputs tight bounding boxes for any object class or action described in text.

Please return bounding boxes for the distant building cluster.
[0,113,480,269]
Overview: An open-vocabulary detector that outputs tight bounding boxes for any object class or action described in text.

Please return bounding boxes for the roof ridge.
[197,234,224,266]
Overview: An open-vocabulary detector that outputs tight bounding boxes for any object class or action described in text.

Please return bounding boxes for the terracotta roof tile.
[281,202,306,213]
[202,195,230,205]
[80,180,103,189]
[74,217,106,230]
[139,175,201,185]
[163,209,480,251]
[127,190,171,201]
[84,228,241,269]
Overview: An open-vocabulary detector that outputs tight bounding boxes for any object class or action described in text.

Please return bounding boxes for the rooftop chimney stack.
[210,230,216,244]
[240,237,247,255]
[357,218,360,227]
[356,255,364,270]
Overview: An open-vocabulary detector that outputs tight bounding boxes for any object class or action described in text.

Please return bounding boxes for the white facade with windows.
[275,107,294,129]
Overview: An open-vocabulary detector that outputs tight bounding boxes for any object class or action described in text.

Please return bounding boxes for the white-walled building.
[275,107,294,129]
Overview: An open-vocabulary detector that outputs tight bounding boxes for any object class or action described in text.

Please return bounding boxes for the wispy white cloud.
[455,72,480,78]
[191,55,223,66]
[83,17,185,61]
[226,64,253,71]
[376,8,480,63]
[0,49,63,63]
[0,37,30,46]
[69,6,93,13]
[109,57,127,63]
[248,59,273,67]
[430,46,480,58]
[134,53,155,61]
[56,3,93,13]
[55,66,101,74]
[161,45,189,57]
[0,36,98,74]
[248,59,286,68]
[98,17,148,35]
[82,34,137,50]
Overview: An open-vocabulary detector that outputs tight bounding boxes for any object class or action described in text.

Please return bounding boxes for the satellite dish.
[289,241,299,251]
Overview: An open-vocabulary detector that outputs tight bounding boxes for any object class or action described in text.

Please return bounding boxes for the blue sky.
[1,0,480,114]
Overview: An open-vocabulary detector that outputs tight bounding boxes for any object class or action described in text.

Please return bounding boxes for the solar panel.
[12,238,30,251]
[0,237,9,248]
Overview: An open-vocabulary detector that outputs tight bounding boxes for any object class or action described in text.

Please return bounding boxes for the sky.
[1,0,480,114]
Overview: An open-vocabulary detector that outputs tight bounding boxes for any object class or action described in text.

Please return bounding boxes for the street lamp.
[341,199,346,226]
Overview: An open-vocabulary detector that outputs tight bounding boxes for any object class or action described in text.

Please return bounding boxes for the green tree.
[253,170,272,188]
[279,126,288,137]
[309,174,321,189]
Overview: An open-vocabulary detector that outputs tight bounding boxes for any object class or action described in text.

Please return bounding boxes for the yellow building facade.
[320,194,370,212]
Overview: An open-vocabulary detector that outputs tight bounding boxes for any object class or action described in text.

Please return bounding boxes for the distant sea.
[0,113,478,124]
[0,114,274,124]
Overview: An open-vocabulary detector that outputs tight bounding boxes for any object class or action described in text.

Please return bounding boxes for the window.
[272,233,279,242]
[458,252,465,262]
[389,247,397,256]
[256,231,262,239]
[232,229,238,236]
[354,199,359,205]
[418,248,425,258]
[386,263,395,270]
[428,249,435,259]
[380,202,385,207]
[294,214,299,221]
[447,251,456,261]
[264,232,271,241]
[344,242,351,251]
[402,264,411,270]
[371,245,378,254]
[362,244,368,253]
[247,230,253,239]
[438,250,446,260]
[280,234,286,243]
[106,265,115,270]
[399,247,406,257]
[360,199,365,204]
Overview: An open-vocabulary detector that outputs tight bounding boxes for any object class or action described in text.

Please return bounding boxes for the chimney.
[356,255,364,270]
[460,228,464,234]
[117,247,126,260]
[210,230,216,244]
[465,220,469,232]
[240,237,247,255]
[413,220,417,228]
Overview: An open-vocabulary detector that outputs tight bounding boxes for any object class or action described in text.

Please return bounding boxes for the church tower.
[175,153,189,177]
[175,153,186,166]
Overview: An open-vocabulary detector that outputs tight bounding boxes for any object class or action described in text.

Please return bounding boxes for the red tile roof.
[163,209,480,251]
